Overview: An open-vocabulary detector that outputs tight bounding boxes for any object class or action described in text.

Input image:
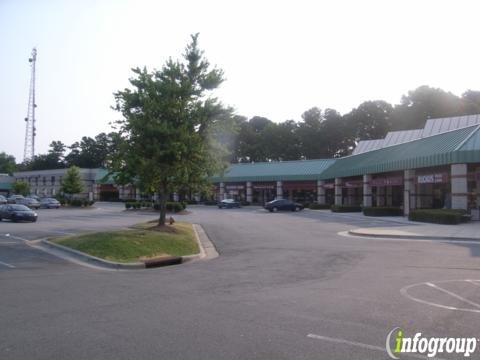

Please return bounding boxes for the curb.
[348,229,480,242]
[36,223,218,270]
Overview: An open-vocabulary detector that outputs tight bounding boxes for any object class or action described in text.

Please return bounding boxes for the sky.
[1,0,480,161]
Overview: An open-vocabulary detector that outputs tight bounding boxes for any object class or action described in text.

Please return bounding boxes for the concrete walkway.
[350,220,480,241]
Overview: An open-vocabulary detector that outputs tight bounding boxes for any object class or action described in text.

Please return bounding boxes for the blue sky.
[1,0,480,161]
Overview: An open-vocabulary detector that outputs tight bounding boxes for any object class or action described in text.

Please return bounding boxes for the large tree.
[60,166,84,198]
[112,34,232,226]
[0,152,16,175]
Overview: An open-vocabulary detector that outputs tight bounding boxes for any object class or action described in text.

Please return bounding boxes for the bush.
[204,200,218,206]
[408,209,469,225]
[70,199,83,207]
[125,202,132,209]
[180,201,187,210]
[89,201,95,206]
[187,199,198,205]
[166,202,183,213]
[331,205,362,213]
[363,207,403,216]
[241,201,251,206]
[309,203,331,210]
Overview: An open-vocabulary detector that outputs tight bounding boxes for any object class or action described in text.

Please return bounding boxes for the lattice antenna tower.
[23,47,37,161]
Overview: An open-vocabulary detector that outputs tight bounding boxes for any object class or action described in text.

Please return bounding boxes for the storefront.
[282,181,316,203]
[252,182,276,204]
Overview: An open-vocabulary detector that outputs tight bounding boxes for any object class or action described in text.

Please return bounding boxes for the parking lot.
[1,204,480,359]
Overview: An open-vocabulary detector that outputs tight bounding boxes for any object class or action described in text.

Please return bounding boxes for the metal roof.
[319,125,480,180]
[422,114,480,137]
[383,129,423,147]
[352,139,385,155]
[212,159,336,182]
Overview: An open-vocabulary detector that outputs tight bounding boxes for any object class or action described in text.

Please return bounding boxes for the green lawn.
[52,221,199,263]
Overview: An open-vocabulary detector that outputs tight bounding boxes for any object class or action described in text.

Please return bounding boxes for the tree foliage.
[60,166,84,197]
[13,180,30,196]
[111,34,232,226]
[0,152,16,175]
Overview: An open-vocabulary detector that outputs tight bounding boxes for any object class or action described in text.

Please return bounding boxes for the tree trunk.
[158,189,168,226]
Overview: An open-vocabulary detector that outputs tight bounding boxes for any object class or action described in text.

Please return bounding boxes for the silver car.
[7,195,25,204]
[40,198,61,209]
[17,197,41,209]
[0,195,6,205]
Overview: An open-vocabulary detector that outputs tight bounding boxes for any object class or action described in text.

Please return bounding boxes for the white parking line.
[467,280,480,287]
[426,282,480,309]
[0,260,15,268]
[307,333,442,360]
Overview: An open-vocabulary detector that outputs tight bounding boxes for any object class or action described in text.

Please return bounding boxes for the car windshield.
[10,205,31,211]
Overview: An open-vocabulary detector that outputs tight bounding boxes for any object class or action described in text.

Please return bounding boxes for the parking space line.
[307,334,440,360]
[0,260,15,268]
[466,280,480,287]
[426,282,480,309]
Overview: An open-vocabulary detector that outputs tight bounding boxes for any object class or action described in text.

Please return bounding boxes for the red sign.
[282,181,316,190]
[322,183,335,189]
[371,176,403,187]
[417,173,448,184]
[226,185,244,190]
[253,183,275,190]
[344,180,363,188]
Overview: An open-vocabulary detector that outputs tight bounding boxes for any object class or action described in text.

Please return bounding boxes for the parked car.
[17,197,41,209]
[27,194,41,201]
[40,198,61,209]
[218,199,241,209]
[0,195,6,205]
[264,199,304,212]
[7,194,25,204]
[0,204,38,222]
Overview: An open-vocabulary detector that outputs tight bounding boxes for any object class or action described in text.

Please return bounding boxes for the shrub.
[82,200,89,207]
[408,209,469,225]
[180,201,187,210]
[166,202,183,213]
[363,207,403,216]
[70,199,83,207]
[241,201,251,206]
[89,201,95,206]
[125,202,132,209]
[309,203,331,210]
[204,200,218,206]
[187,199,198,205]
[331,205,362,213]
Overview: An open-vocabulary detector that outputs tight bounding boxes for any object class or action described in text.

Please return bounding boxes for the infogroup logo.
[386,327,477,358]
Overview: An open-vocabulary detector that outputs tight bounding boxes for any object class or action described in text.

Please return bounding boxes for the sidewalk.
[349,221,480,241]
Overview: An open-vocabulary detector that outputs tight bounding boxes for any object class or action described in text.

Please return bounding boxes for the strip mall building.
[212,114,480,215]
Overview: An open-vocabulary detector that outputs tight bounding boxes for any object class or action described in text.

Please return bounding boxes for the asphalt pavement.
[1,204,480,360]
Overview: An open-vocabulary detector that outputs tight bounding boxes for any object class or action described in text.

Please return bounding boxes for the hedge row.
[309,203,332,210]
[125,201,187,212]
[408,209,469,225]
[331,205,362,213]
[363,207,403,216]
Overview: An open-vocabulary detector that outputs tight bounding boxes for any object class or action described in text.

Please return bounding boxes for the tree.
[112,34,232,226]
[0,152,16,175]
[60,166,84,198]
[13,181,30,196]
[344,100,393,142]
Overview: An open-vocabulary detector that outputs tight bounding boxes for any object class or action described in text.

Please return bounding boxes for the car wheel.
[0,217,2,221]
[32,218,37,223]
[272,207,278,212]
[295,206,301,211]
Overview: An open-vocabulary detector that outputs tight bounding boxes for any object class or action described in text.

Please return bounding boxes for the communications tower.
[23,47,37,161]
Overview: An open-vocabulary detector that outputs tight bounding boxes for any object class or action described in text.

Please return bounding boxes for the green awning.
[212,159,336,183]
[319,125,480,180]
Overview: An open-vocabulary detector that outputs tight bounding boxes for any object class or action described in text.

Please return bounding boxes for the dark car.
[218,199,241,209]
[264,199,304,212]
[40,198,61,209]
[0,204,38,222]
[0,195,6,205]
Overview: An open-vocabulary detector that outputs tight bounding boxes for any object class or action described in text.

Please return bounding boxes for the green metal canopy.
[319,124,480,180]
[212,159,336,183]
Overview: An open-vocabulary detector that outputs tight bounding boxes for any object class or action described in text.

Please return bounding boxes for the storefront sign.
[225,185,244,190]
[344,180,363,188]
[417,173,448,184]
[253,184,275,190]
[371,176,403,187]
[282,181,316,190]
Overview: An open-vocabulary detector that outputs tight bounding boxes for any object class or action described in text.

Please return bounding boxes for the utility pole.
[23,47,37,162]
